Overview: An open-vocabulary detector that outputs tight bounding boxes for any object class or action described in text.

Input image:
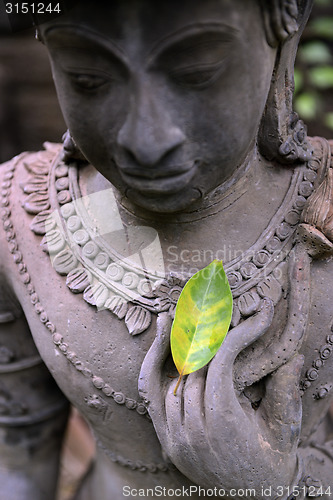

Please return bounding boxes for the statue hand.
[139,299,303,497]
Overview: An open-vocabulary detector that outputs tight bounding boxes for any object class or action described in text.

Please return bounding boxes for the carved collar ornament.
[1,136,333,430]
[19,138,330,329]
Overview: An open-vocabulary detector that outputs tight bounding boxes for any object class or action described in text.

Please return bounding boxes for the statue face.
[42,0,276,213]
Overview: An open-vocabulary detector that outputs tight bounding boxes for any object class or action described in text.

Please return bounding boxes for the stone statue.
[0,0,332,498]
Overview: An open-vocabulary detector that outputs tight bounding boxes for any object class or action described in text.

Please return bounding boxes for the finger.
[209,297,274,374]
[183,368,207,447]
[164,375,187,437]
[234,243,311,391]
[138,312,172,408]
[261,354,304,454]
[164,370,205,431]
[204,298,274,420]
[164,370,209,476]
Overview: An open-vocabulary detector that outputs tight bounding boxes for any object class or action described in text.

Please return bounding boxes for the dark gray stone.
[0,1,332,499]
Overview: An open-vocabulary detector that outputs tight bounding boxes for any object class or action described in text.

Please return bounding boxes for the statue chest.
[3,141,333,465]
[17,264,168,468]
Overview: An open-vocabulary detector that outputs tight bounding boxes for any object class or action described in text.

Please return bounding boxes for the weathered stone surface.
[0,2,332,500]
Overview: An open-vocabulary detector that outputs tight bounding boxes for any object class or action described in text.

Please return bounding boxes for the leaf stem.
[173,370,184,396]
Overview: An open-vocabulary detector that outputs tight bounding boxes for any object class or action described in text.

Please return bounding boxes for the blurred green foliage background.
[295,0,333,137]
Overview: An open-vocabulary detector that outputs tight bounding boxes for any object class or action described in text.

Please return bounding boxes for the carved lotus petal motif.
[238,290,261,317]
[20,176,48,194]
[105,296,128,319]
[256,275,282,304]
[83,283,109,308]
[53,249,78,275]
[125,305,151,336]
[30,210,55,235]
[66,267,92,293]
[40,229,66,254]
[23,192,50,214]
[24,161,50,176]
[230,303,241,328]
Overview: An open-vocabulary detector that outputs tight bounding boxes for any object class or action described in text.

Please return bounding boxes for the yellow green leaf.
[171,260,233,394]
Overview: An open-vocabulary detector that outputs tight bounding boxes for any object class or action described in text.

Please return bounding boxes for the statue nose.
[117,93,185,167]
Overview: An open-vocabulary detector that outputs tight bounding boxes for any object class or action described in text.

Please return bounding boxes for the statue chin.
[125,186,202,214]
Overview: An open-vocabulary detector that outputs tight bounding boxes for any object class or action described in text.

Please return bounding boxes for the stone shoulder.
[0,146,59,307]
[0,156,20,275]
[0,154,27,314]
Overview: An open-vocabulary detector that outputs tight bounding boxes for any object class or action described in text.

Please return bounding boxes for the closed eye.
[150,30,235,91]
[68,72,110,91]
[170,62,226,89]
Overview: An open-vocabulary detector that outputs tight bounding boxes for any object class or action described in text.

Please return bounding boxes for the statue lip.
[119,164,197,194]
[116,161,194,180]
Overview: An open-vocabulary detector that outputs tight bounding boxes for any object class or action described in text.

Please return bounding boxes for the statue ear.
[261,0,313,47]
[258,0,314,164]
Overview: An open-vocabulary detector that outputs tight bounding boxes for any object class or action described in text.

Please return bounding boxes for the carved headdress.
[258,0,314,163]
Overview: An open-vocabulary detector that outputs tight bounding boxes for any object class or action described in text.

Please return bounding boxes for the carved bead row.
[23,155,154,335]
[230,264,286,328]
[226,156,319,293]
[97,440,169,473]
[54,153,291,309]
[300,328,333,394]
[2,156,149,419]
[23,146,321,335]
[55,164,156,293]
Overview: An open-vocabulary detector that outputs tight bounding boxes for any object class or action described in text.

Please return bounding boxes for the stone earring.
[61,130,88,164]
[258,0,314,164]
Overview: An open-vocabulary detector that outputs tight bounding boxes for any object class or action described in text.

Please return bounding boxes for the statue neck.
[80,147,294,269]
[84,145,260,222]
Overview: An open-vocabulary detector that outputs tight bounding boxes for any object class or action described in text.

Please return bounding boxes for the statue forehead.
[58,0,256,18]
[42,0,262,42]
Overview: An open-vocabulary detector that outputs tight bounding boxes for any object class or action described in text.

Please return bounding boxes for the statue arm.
[139,308,333,499]
[0,162,70,500]
[139,302,306,499]
[138,243,333,499]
